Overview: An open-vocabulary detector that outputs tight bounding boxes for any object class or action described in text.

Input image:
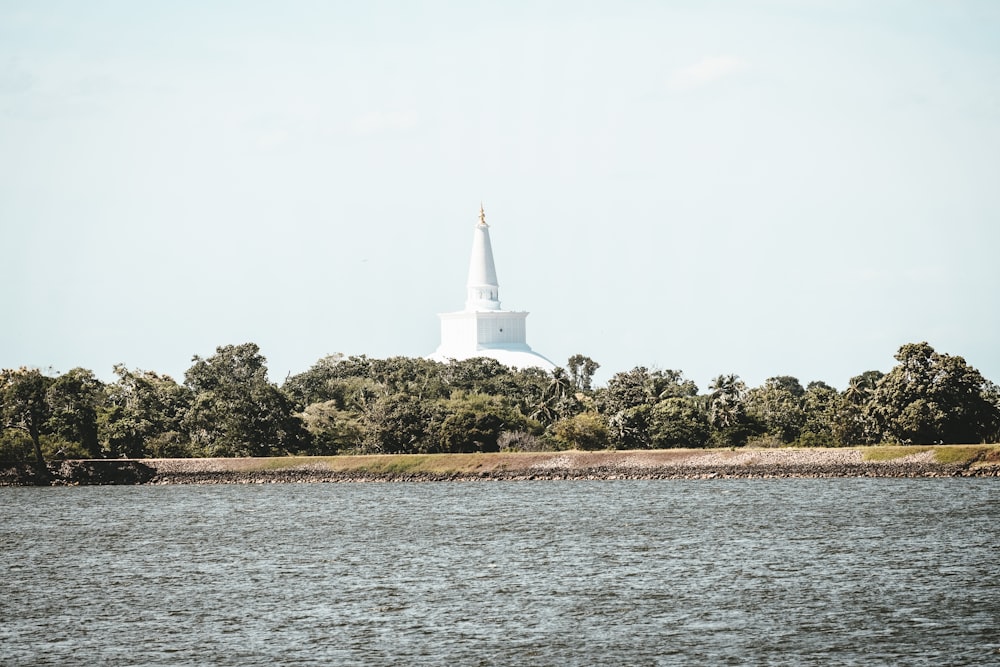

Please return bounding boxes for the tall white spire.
[429,204,555,371]
[465,203,501,311]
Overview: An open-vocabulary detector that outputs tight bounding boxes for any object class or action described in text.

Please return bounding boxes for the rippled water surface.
[2,479,998,666]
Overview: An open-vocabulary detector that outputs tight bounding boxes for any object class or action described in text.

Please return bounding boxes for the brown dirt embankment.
[145,445,1000,484]
[3,446,998,486]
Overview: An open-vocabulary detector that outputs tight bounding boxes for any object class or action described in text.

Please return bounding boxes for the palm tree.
[531,368,574,425]
[708,374,746,429]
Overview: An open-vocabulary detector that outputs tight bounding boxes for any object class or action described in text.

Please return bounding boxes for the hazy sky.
[2,0,998,390]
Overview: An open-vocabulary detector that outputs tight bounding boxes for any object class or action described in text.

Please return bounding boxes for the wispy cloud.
[852,266,946,284]
[0,58,35,95]
[352,110,418,135]
[256,128,290,150]
[668,56,749,92]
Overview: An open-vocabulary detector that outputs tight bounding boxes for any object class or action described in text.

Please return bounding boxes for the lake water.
[1,479,998,666]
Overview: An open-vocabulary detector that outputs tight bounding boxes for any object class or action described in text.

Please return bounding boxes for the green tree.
[440,357,513,395]
[367,356,450,400]
[607,404,653,449]
[598,367,699,449]
[437,393,533,453]
[796,381,838,447]
[707,374,761,446]
[567,354,600,392]
[359,393,442,454]
[867,342,1000,444]
[501,367,551,420]
[745,376,806,444]
[984,381,1000,443]
[600,367,697,415]
[298,400,365,454]
[183,343,310,457]
[708,374,745,429]
[101,365,193,458]
[831,370,883,445]
[531,367,580,426]
[46,368,105,458]
[282,353,348,405]
[649,396,711,448]
[549,412,609,450]
[1,368,53,479]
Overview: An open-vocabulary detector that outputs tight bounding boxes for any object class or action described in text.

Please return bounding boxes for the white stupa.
[429,205,555,371]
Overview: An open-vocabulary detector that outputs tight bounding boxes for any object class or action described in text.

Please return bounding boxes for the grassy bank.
[860,443,1000,466]
[7,444,998,486]
[151,444,1000,477]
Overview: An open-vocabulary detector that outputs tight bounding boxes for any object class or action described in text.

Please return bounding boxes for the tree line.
[2,341,998,467]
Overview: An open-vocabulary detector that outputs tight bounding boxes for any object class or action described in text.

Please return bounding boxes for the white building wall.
[428,207,555,370]
[477,314,527,346]
[440,314,478,354]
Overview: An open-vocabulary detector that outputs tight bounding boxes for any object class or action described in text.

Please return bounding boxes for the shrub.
[498,430,547,452]
[550,412,609,451]
[0,430,32,464]
[745,433,785,449]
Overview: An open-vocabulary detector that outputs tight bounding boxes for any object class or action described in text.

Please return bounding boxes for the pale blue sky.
[2,0,998,390]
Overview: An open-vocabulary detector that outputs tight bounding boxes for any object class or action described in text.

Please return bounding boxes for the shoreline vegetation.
[5,342,1000,487]
[4,445,999,486]
[5,343,1000,476]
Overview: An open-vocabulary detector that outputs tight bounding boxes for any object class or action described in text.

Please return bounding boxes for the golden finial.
[479,202,487,226]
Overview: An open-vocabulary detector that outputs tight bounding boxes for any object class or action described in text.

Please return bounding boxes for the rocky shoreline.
[146,462,978,485]
[3,447,998,486]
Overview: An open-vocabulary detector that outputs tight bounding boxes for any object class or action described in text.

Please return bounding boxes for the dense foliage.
[2,342,998,464]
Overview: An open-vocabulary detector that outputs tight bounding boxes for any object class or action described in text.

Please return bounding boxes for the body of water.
[2,479,998,666]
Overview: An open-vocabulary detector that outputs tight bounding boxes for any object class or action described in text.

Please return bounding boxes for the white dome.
[428,345,556,372]
[429,205,555,373]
